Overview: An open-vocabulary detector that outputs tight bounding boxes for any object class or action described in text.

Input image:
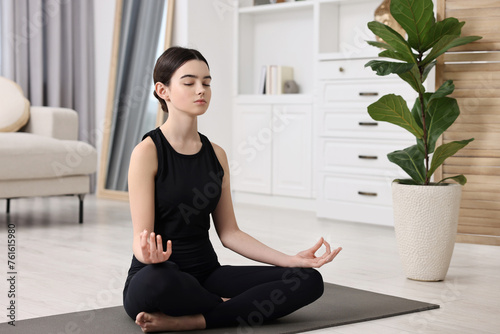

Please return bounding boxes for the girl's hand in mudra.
[291,237,342,268]
[140,230,172,264]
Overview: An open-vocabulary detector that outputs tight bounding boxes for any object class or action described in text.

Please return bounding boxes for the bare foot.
[222,297,231,302]
[136,312,167,333]
[135,311,205,332]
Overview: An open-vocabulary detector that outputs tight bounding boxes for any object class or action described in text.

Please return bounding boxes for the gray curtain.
[0,0,95,189]
[0,0,95,143]
[105,0,166,191]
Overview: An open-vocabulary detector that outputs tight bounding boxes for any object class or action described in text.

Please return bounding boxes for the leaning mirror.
[98,0,174,200]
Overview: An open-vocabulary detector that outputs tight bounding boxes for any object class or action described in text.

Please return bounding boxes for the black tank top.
[125,128,224,286]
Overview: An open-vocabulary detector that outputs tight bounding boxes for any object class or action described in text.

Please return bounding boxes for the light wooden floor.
[1,195,499,333]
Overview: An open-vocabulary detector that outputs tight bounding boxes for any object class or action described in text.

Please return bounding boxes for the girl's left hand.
[290,237,342,268]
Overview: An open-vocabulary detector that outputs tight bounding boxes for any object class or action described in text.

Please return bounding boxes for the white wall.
[172,0,234,157]
[93,0,116,170]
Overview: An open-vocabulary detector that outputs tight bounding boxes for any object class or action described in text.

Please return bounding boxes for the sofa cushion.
[0,77,30,132]
[0,132,97,180]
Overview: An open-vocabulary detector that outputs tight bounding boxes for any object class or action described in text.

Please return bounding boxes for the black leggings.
[123,261,324,329]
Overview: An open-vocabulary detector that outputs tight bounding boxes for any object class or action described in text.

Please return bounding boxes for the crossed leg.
[123,261,222,332]
[123,263,324,332]
[201,265,324,329]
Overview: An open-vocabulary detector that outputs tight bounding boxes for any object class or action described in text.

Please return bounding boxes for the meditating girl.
[123,46,342,333]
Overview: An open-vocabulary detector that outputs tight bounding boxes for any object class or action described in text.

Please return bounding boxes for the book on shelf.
[258,65,267,94]
[254,0,285,6]
[260,65,294,95]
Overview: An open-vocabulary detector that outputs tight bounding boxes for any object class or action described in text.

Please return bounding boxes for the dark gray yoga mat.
[1,283,438,334]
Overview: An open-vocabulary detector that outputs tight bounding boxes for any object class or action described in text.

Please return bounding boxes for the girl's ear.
[155,82,170,101]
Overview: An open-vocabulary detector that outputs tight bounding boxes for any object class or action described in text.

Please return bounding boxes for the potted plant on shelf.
[364,0,481,281]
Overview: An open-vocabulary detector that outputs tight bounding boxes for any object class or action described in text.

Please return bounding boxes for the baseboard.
[456,234,500,246]
[232,191,315,212]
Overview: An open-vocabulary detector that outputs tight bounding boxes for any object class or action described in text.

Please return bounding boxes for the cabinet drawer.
[323,175,392,206]
[321,80,416,104]
[320,140,404,171]
[317,58,380,80]
[321,112,414,140]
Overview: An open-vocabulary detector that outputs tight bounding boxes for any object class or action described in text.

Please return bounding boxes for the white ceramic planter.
[392,182,462,281]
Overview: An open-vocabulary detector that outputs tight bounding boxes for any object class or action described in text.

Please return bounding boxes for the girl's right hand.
[139,230,172,264]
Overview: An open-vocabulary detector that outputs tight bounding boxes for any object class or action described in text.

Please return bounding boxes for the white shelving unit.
[235,1,315,97]
[316,0,380,60]
[232,0,319,206]
[231,0,433,222]
[233,0,382,95]
[239,0,313,13]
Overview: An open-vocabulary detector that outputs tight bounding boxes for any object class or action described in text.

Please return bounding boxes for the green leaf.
[437,175,467,185]
[388,145,426,184]
[422,35,482,66]
[378,49,416,63]
[365,60,415,76]
[367,21,416,63]
[411,93,430,126]
[410,93,460,155]
[422,60,436,82]
[428,139,474,177]
[368,94,424,138]
[411,93,460,154]
[410,94,432,153]
[390,0,435,51]
[429,80,455,102]
[425,97,461,153]
[394,178,420,185]
[367,40,395,50]
[397,65,425,94]
[421,18,465,51]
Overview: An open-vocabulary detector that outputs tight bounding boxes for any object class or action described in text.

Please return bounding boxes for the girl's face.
[160,59,212,117]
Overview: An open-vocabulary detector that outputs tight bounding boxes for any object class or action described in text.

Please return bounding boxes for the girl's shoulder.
[208,141,226,158]
[130,136,157,169]
[208,141,229,172]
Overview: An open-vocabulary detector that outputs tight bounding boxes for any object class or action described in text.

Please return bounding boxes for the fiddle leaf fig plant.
[365,0,481,185]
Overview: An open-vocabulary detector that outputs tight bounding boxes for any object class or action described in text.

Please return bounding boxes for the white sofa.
[0,77,97,223]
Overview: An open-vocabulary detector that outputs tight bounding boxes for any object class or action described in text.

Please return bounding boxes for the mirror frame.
[97,0,174,201]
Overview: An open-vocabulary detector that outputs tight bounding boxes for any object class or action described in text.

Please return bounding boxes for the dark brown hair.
[153,46,210,113]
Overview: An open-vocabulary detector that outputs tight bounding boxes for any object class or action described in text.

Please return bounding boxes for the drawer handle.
[358,155,378,160]
[358,191,378,197]
[358,122,378,126]
[359,92,379,96]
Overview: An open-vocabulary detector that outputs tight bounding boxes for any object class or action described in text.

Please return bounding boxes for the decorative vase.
[374,0,406,42]
[391,182,462,281]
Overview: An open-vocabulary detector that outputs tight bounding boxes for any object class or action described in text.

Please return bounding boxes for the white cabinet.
[232,1,316,202]
[233,101,312,198]
[272,105,312,198]
[316,58,420,226]
[233,104,272,194]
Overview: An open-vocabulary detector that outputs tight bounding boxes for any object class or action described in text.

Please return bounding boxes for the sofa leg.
[77,194,85,224]
[6,198,10,214]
